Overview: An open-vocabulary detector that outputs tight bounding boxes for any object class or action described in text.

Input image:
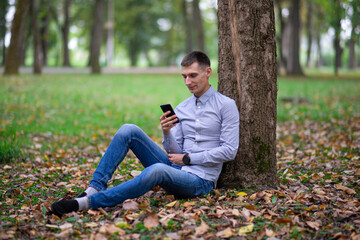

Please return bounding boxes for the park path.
[0,66,180,74]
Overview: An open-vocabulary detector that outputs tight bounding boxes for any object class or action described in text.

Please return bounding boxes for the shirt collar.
[194,85,215,105]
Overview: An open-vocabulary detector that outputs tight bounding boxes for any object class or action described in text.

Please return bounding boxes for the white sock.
[85,187,98,196]
[75,197,89,210]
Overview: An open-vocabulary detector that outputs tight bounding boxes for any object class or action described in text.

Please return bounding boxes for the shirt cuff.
[189,152,203,165]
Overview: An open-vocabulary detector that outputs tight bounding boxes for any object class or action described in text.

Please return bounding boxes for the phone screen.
[160,104,179,123]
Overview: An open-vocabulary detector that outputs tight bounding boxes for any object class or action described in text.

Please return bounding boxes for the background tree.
[89,0,104,73]
[192,0,205,52]
[4,0,30,75]
[305,0,313,68]
[217,0,278,188]
[285,0,303,75]
[0,0,9,65]
[182,0,193,53]
[62,0,71,67]
[348,0,360,70]
[30,0,42,74]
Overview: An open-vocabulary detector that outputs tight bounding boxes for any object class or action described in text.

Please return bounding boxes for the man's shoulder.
[176,96,194,109]
[213,91,236,106]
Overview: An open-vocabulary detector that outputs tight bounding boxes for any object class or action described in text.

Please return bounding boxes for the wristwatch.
[182,153,191,166]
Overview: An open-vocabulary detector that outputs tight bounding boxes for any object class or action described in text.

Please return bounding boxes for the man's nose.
[185,77,191,85]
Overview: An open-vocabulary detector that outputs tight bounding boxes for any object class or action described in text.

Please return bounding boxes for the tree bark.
[182,0,192,53]
[348,30,355,70]
[62,0,71,67]
[306,0,313,68]
[274,0,285,72]
[192,0,205,52]
[217,0,278,189]
[0,0,9,65]
[315,33,323,67]
[40,0,50,66]
[30,0,42,74]
[106,0,114,66]
[286,0,303,75]
[90,0,105,73]
[4,0,30,75]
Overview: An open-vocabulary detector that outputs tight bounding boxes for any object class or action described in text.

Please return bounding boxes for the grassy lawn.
[0,73,359,239]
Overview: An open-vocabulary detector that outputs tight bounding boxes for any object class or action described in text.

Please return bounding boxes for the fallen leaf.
[334,183,356,195]
[123,200,139,211]
[165,200,178,208]
[238,223,254,234]
[98,224,125,235]
[143,212,159,229]
[216,227,235,238]
[306,220,321,231]
[237,192,248,196]
[195,220,209,235]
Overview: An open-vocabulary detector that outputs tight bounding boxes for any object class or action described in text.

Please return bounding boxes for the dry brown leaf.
[143,212,159,229]
[216,227,235,238]
[98,224,125,236]
[334,183,356,195]
[195,219,209,235]
[122,200,139,211]
[182,201,196,208]
[306,220,322,231]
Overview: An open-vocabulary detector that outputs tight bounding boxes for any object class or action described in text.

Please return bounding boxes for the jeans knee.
[115,124,141,139]
[141,163,168,182]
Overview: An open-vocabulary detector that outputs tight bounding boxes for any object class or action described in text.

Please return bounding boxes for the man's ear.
[206,67,212,78]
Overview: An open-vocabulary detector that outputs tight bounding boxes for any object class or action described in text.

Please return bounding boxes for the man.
[51,51,239,217]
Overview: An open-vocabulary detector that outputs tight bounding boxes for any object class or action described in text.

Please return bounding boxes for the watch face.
[183,154,190,165]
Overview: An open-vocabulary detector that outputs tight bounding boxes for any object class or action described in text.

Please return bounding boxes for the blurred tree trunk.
[0,0,9,65]
[40,0,50,66]
[4,0,30,75]
[62,0,71,67]
[274,0,286,72]
[192,0,205,52]
[90,0,105,73]
[348,32,355,70]
[182,0,192,53]
[30,0,42,74]
[306,0,313,68]
[315,33,323,67]
[106,0,114,66]
[348,1,359,70]
[286,0,303,75]
[217,0,278,189]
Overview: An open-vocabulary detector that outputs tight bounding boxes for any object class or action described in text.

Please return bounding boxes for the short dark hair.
[181,51,211,69]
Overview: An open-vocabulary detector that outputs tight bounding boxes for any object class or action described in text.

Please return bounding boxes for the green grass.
[1,73,359,162]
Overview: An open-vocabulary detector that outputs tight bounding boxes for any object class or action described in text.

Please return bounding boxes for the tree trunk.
[274,0,286,72]
[348,30,356,70]
[4,0,30,75]
[62,0,71,67]
[192,0,205,52]
[30,0,42,74]
[306,0,313,68]
[315,33,323,67]
[286,0,303,75]
[217,0,278,189]
[106,0,114,66]
[0,0,9,65]
[40,0,50,66]
[90,0,104,73]
[182,0,192,53]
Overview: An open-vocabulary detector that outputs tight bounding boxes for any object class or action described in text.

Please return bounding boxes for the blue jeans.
[88,124,214,210]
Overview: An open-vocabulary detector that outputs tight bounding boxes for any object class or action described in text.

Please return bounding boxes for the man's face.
[181,62,212,98]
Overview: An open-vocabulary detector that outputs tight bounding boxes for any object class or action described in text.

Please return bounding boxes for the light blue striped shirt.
[162,86,239,186]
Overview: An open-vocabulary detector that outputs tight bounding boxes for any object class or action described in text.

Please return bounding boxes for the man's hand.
[160,111,178,135]
[168,154,186,166]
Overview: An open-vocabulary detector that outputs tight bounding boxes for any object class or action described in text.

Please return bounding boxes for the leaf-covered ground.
[0,118,359,239]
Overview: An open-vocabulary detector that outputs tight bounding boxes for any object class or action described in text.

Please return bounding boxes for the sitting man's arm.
[160,110,183,154]
[190,100,239,166]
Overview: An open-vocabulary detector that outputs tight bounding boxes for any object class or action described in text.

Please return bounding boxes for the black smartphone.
[160,104,179,123]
